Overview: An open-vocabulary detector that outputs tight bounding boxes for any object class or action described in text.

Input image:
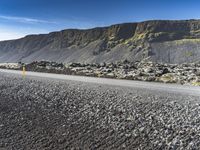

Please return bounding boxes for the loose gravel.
[0,72,199,150]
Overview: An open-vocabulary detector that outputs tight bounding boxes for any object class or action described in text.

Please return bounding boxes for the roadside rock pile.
[24,61,63,71]
[67,61,200,86]
[20,61,74,75]
[0,63,20,69]
[1,60,200,86]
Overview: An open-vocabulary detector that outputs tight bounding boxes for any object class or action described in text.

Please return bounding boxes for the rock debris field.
[1,60,200,86]
[0,72,200,149]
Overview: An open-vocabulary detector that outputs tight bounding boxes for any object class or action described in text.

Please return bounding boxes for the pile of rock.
[65,61,200,86]
[24,61,64,71]
[0,60,200,86]
[0,63,21,69]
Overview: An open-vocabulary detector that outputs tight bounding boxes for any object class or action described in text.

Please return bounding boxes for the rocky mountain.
[1,20,200,64]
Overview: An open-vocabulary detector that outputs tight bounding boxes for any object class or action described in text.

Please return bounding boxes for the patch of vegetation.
[192,82,200,86]
[185,51,193,57]
[134,32,149,41]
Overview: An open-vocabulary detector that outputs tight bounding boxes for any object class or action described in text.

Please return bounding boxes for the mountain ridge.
[1,19,200,64]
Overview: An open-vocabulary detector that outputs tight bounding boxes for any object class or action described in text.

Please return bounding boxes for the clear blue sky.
[0,0,200,41]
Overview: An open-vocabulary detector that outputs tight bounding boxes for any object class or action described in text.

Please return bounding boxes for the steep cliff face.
[0,20,200,64]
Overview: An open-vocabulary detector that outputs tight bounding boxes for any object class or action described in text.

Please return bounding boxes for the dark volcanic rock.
[1,60,200,86]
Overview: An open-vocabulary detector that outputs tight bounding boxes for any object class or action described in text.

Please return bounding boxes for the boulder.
[159,73,177,83]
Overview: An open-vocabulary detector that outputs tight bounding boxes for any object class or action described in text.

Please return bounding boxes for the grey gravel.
[0,72,199,150]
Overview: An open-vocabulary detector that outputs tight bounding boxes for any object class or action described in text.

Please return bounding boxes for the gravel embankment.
[0,72,199,149]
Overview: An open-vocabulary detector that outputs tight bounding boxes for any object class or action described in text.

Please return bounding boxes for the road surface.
[0,69,199,96]
[0,69,200,149]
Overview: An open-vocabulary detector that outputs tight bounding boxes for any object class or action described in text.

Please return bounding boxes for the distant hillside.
[0,20,200,64]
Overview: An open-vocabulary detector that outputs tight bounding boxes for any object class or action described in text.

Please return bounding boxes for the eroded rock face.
[0,20,200,64]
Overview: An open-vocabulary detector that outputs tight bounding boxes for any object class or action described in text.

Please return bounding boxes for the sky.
[0,0,200,41]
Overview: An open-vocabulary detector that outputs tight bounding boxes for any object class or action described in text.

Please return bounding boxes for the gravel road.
[0,72,200,149]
